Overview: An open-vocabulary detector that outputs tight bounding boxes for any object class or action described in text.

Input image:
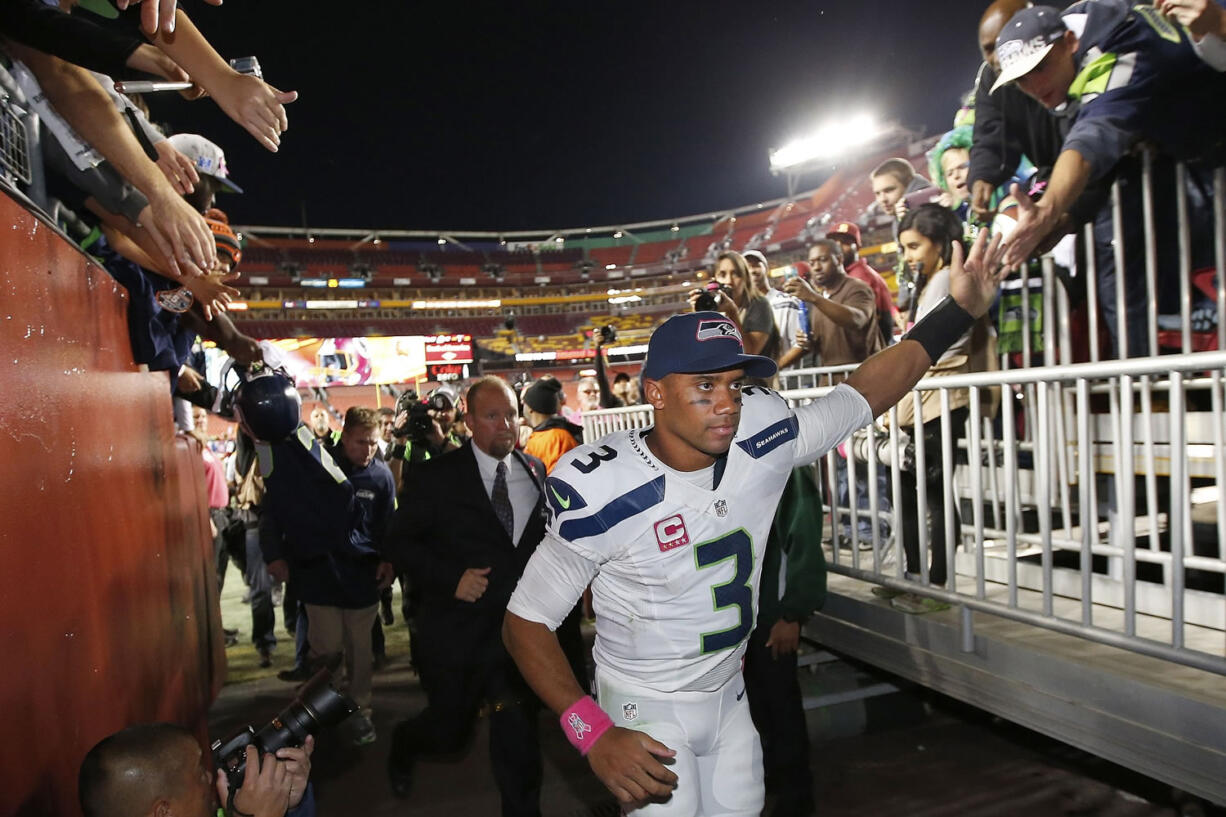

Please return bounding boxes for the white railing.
[582,349,1226,677]
[582,155,1226,675]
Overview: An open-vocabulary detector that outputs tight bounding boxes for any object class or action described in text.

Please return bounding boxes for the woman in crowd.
[887,204,999,613]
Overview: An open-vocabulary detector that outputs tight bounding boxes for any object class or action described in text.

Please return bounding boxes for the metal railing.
[0,61,44,207]
[582,352,1226,676]
[581,155,1226,677]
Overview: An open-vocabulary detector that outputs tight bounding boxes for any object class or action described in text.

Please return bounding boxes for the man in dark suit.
[385,376,548,817]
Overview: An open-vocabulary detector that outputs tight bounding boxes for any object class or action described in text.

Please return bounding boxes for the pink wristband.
[560,695,613,756]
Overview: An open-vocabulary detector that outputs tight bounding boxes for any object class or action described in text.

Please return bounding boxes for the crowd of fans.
[9,0,1223,815]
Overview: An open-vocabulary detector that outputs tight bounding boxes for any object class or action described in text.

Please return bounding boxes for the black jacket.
[970,61,1111,224]
[386,442,547,663]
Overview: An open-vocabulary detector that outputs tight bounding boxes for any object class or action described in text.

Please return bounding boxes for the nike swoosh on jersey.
[736,688,746,701]
[545,476,588,517]
[558,475,666,541]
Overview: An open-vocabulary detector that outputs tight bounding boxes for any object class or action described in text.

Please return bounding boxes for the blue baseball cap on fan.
[641,312,777,381]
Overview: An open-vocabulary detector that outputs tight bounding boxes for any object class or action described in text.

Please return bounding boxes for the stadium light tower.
[768,113,911,196]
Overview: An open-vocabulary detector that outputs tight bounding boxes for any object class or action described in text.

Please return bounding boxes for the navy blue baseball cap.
[641,312,777,381]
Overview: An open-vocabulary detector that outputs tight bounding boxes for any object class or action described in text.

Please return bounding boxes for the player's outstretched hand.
[948,226,1010,320]
[586,726,678,809]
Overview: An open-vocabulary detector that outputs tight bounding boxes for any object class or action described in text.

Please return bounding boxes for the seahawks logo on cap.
[695,319,742,343]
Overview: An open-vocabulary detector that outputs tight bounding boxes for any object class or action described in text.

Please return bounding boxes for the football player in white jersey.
[504,231,1008,816]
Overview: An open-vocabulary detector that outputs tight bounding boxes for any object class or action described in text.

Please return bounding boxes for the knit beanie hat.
[522,378,562,415]
[205,208,242,268]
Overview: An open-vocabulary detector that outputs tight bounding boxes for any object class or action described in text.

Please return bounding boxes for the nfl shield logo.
[715,499,728,517]
[622,702,638,721]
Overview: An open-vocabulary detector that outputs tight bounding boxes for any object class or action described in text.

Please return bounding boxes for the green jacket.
[756,465,826,627]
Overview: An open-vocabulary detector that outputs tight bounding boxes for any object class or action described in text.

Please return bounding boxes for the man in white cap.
[167,132,244,213]
[504,230,1010,816]
[994,1,1226,275]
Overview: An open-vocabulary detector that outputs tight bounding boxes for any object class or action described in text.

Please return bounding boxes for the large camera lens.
[212,670,355,787]
[253,670,355,755]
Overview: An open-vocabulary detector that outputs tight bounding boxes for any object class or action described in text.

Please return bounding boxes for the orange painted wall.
[0,194,223,817]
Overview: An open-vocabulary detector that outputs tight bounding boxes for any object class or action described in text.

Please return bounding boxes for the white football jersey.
[514,383,871,693]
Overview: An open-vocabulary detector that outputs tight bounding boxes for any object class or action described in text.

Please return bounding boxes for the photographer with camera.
[689,251,780,367]
[591,324,630,409]
[78,723,315,817]
[387,386,463,467]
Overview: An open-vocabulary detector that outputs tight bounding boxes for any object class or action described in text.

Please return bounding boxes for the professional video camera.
[695,282,730,312]
[392,389,425,440]
[211,669,354,794]
[393,388,455,442]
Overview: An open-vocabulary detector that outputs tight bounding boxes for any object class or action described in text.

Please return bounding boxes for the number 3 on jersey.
[694,529,753,654]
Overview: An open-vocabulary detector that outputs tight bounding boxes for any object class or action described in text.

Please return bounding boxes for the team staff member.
[386,378,550,816]
[502,228,1009,816]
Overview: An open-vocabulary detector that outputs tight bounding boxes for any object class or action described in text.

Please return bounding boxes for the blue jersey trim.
[735,415,798,459]
[559,475,666,541]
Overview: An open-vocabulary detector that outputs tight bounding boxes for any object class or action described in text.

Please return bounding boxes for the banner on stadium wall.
[208,334,474,387]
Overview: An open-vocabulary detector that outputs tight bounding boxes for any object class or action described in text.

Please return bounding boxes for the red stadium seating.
[590,244,634,270]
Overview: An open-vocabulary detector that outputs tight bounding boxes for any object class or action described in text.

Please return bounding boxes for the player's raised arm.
[846,229,1008,417]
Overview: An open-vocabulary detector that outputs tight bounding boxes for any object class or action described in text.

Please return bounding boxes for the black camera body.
[392,389,426,441]
[597,324,617,344]
[211,670,354,793]
[393,389,454,443]
[695,282,729,312]
[407,401,434,440]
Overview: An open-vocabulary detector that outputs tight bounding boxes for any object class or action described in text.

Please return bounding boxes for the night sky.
[149,0,995,232]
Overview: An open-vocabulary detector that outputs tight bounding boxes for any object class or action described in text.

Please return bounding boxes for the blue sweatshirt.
[1058,0,1226,182]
